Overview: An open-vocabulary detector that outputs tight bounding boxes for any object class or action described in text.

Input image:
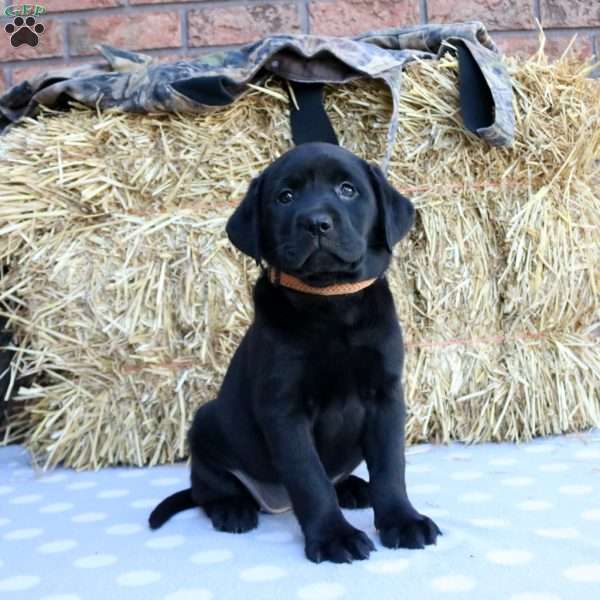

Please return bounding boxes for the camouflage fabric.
[0,22,514,169]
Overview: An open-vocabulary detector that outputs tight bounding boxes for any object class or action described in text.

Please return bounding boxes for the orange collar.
[267,268,377,296]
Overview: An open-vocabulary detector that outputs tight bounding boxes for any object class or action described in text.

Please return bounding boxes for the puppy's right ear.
[226,175,263,264]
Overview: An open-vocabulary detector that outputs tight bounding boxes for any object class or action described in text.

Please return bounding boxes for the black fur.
[149,142,440,563]
[148,489,196,529]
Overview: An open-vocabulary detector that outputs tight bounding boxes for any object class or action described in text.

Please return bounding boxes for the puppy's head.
[227,143,414,286]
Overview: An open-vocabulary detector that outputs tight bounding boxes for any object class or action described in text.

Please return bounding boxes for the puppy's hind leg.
[191,457,260,534]
[335,474,371,509]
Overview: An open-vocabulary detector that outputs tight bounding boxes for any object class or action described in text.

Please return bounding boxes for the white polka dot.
[406,464,433,473]
[239,565,287,582]
[0,486,14,496]
[539,463,568,473]
[97,489,129,499]
[297,582,346,600]
[563,563,600,582]
[146,535,185,550]
[3,528,43,540]
[450,471,483,481]
[71,512,107,523]
[516,500,553,511]
[74,554,117,569]
[116,571,161,587]
[254,530,295,543]
[510,594,561,600]
[445,452,471,461]
[410,483,441,494]
[0,575,40,592]
[40,595,82,600]
[406,445,432,456]
[164,590,212,600]
[469,518,510,528]
[430,527,466,552]
[486,549,533,565]
[130,498,160,509]
[489,457,518,467]
[117,470,147,479]
[524,444,557,454]
[105,523,143,536]
[535,528,579,540]
[150,477,184,487]
[364,558,409,573]
[581,508,600,521]
[0,518,10,528]
[431,575,476,592]
[190,549,233,564]
[458,492,492,503]
[501,477,533,487]
[559,484,592,496]
[574,449,600,460]
[66,481,97,491]
[9,493,43,504]
[39,473,68,484]
[40,502,74,513]
[37,539,79,554]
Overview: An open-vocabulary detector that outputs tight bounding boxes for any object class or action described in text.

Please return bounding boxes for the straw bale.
[0,42,599,468]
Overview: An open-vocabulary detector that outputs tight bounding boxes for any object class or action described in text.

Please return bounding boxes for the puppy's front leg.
[363,384,441,549]
[262,415,375,563]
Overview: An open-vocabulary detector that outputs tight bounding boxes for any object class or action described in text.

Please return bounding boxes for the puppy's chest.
[306,333,383,382]
[301,339,382,424]
[309,392,365,450]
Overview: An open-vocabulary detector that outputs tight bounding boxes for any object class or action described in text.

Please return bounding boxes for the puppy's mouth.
[279,237,365,283]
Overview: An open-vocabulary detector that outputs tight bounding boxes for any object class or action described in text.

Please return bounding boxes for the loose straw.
[0,45,598,469]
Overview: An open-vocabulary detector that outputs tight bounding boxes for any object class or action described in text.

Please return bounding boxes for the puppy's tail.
[148,488,196,530]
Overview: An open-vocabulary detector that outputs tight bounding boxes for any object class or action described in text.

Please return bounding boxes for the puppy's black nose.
[303,213,334,236]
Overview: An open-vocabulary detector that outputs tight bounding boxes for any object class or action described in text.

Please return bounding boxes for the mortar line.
[420,0,428,24]
[298,0,309,34]
[181,6,188,52]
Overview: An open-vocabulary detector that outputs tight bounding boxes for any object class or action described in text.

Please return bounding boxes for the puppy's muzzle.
[301,212,334,237]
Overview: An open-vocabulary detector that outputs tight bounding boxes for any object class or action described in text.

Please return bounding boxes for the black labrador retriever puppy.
[149,142,441,563]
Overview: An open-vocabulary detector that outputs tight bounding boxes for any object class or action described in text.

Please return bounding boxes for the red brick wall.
[1,0,598,92]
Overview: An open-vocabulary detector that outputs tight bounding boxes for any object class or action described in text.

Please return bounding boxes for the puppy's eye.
[277,190,294,205]
[338,182,357,199]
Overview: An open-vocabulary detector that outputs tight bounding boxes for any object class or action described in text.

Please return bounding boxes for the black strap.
[171,75,242,106]
[288,81,338,146]
[455,42,494,135]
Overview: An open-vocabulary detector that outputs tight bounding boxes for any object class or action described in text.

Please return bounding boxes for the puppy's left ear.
[368,163,415,252]
[226,174,263,264]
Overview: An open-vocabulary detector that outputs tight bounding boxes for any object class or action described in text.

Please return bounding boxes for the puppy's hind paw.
[335,474,371,509]
[203,495,259,534]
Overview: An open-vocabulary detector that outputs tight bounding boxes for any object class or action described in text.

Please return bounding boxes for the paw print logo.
[5,16,45,48]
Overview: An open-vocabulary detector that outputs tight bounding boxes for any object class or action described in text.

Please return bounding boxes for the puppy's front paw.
[305,524,376,564]
[378,511,441,549]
